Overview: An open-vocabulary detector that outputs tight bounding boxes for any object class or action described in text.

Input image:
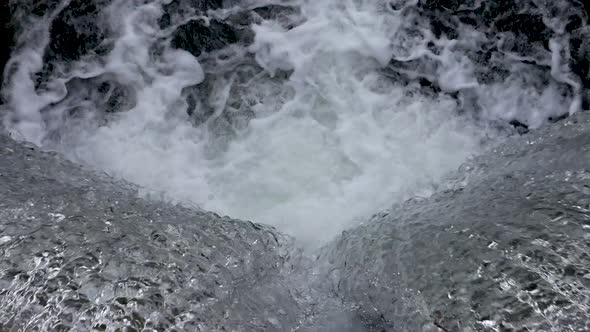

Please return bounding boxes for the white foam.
[2,0,580,247]
[65,0,485,247]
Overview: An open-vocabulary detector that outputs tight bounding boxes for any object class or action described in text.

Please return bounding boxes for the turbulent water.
[318,113,590,331]
[1,0,590,331]
[2,0,588,246]
[0,134,310,331]
[2,114,590,331]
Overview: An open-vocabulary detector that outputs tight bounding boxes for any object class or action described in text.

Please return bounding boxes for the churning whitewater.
[1,0,586,247]
[2,0,590,331]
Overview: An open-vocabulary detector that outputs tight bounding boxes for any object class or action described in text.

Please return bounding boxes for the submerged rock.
[318,112,590,331]
[45,0,109,64]
[0,135,304,331]
[171,19,239,58]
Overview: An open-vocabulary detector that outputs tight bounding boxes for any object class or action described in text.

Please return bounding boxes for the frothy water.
[1,0,586,246]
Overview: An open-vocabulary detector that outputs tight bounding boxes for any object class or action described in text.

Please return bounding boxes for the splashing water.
[1,0,586,247]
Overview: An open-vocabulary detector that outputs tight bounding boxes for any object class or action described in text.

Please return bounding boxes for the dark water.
[1,0,590,331]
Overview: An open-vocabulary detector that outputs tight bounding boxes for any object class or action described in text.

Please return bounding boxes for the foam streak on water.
[1,0,585,246]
